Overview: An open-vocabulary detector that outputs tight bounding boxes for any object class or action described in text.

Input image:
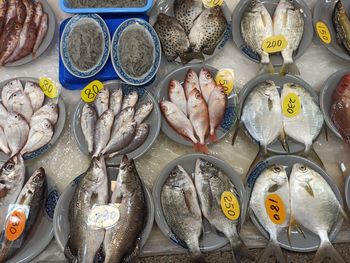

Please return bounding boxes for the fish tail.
[259,63,275,74]
[64,237,78,263]
[313,239,345,263]
[230,237,255,262]
[280,62,300,76]
[190,253,207,263]
[208,133,217,142]
[258,239,286,263]
[194,143,208,154]
[180,51,204,65]
[279,129,289,153]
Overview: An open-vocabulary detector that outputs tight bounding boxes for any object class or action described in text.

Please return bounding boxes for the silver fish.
[33,13,48,55]
[31,100,58,127]
[7,90,33,122]
[0,126,10,155]
[81,103,97,154]
[24,81,45,112]
[134,101,153,125]
[110,87,123,116]
[174,0,203,34]
[111,107,134,137]
[93,109,114,157]
[4,112,29,156]
[0,102,8,128]
[121,91,138,110]
[1,79,23,109]
[94,88,109,117]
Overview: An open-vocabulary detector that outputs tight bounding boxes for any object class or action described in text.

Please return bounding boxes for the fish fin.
[180,51,204,65]
[268,184,281,193]
[231,238,255,262]
[194,143,209,154]
[304,183,314,197]
[313,239,345,263]
[280,63,300,76]
[208,133,217,142]
[259,63,275,74]
[279,130,289,153]
[339,205,350,223]
[288,215,306,246]
[258,239,286,263]
[64,236,77,263]
[231,121,241,146]
[202,46,216,56]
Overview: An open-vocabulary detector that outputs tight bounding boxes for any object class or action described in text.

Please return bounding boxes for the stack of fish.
[81,86,154,158]
[240,81,323,153]
[0,0,49,66]
[161,159,251,263]
[0,155,46,262]
[241,0,304,74]
[0,79,58,157]
[160,68,227,154]
[65,155,147,263]
[333,0,350,55]
[249,163,347,263]
[153,0,227,64]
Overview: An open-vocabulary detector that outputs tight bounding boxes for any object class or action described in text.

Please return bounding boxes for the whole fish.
[94,88,109,117]
[4,0,15,25]
[161,165,205,262]
[173,0,203,34]
[187,89,209,153]
[1,79,23,109]
[0,20,22,66]
[241,0,274,72]
[273,0,304,75]
[7,90,33,122]
[108,123,149,158]
[195,159,252,263]
[331,73,350,144]
[31,100,58,126]
[208,86,226,141]
[184,69,201,99]
[110,88,123,116]
[169,79,187,116]
[93,109,114,157]
[0,126,10,155]
[0,102,8,128]
[81,103,97,154]
[33,2,43,29]
[33,13,48,55]
[333,0,350,54]
[65,157,108,263]
[15,0,26,25]
[24,81,45,112]
[160,100,198,146]
[103,156,147,263]
[0,0,7,37]
[111,107,134,136]
[199,68,216,103]
[290,163,346,263]
[0,155,25,231]
[20,119,53,155]
[121,91,138,110]
[241,81,283,153]
[281,83,323,153]
[134,101,153,125]
[188,6,227,55]
[4,113,29,156]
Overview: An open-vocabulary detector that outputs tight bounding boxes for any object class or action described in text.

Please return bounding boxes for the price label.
[81,80,104,103]
[5,206,29,241]
[220,191,240,221]
[262,35,288,54]
[215,69,234,95]
[282,93,301,118]
[39,77,58,98]
[202,0,223,7]
[265,194,286,225]
[316,21,331,44]
[87,204,120,229]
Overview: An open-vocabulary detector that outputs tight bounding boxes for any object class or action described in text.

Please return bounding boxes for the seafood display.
[333,0,350,55]
[0,0,49,66]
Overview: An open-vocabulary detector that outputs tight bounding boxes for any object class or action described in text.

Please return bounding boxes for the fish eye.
[33,176,40,183]
[6,163,14,170]
[206,73,211,79]
[300,165,307,171]
[188,73,193,78]
[273,166,281,173]
[195,92,201,99]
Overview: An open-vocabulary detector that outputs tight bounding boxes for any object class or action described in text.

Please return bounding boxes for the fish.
[15,0,26,26]
[208,86,226,142]
[33,13,48,56]
[111,107,134,137]
[1,79,23,109]
[187,89,209,153]
[81,103,97,154]
[20,118,53,155]
[281,83,323,153]
[0,167,45,262]
[0,102,8,128]
[0,0,7,39]
[7,90,33,122]
[241,81,283,153]
[103,156,147,263]
[241,0,274,72]
[33,2,43,29]
[110,87,123,116]
[65,156,108,263]
[108,123,149,158]
[289,163,346,263]
[121,91,138,110]
[333,0,350,55]
[0,126,10,155]
[4,0,16,25]
[161,165,205,263]
[173,0,203,34]
[134,101,153,125]
[188,6,227,55]
[199,68,216,103]
[184,69,201,99]
[331,73,350,144]
[94,88,109,117]
[169,79,187,116]
[0,20,22,66]
[160,100,199,146]
[24,81,45,112]
[93,109,114,157]
[249,165,289,263]
[4,113,29,156]
[30,100,58,126]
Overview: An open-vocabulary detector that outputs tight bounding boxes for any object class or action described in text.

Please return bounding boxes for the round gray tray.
[345,175,350,212]
[156,64,239,147]
[239,73,320,154]
[153,153,247,252]
[246,155,344,252]
[232,0,313,66]
[0,77,66,162]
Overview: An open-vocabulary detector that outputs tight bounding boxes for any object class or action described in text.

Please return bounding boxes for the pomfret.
[333,0,350,54]
[199,68,216,103]
[33,13,48,55]
[121,91,138,110]
[81,103,97,154]
[7,90,33,122]
[4,113,29,156]
[24,81,45,112]
[1,79,23,109]
[94,88,109,117]
[169,79,187,116]
[184,69,201,99]
[30,100,58,126]
[93,109,114,157]
[0,127,10,155]
[208,86,226,142]
[134,101,153,125]
[110,88,123,116]
[173,0,203,34]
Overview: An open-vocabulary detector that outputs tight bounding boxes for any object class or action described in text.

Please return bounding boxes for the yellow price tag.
[39,77,58,98]
[81,80,104,103]
[215,69,234,95]
[262,35,288,54]
[316,21,331,44]
[265,194,286,225]
[220,191,240,221]
[282,93,301,118]
[202,0,223,7]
